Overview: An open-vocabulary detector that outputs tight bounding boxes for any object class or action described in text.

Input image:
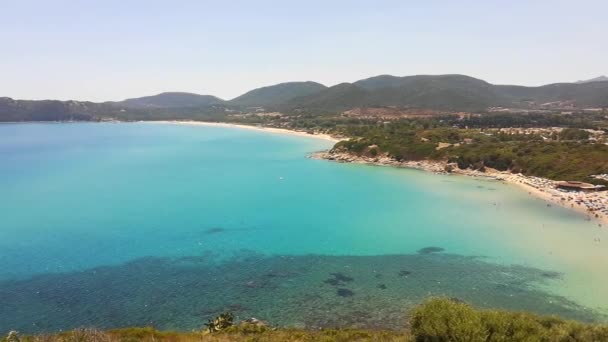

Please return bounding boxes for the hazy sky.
[2,0,607,101]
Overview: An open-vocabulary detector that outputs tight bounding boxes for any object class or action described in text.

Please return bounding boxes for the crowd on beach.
[505,174,608,225]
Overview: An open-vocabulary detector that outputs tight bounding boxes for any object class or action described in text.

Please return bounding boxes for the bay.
[1,122,607,332]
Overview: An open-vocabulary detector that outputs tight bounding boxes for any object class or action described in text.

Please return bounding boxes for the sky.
[1,0,607,102]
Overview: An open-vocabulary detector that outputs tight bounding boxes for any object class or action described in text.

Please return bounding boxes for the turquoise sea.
[2,122,608,333]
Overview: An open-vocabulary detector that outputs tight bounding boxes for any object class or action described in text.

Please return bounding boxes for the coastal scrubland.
[6,298,608,342]
[333,127,608,184]
[313,117,608,185]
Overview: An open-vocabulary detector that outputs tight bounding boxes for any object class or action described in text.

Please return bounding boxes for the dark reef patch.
[336,288,355,297]
[0,251,601,333]
[398,270,412,277]
[323,278,341,286]
[541,271,563,280]
[417,246,445,254]
[323,272,354,286]
[205,227,225,234]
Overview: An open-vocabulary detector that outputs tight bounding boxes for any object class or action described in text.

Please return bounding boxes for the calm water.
[1,122,608,333]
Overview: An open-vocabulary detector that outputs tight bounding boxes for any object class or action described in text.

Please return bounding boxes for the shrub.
[410,298,608,342]
[410,298,485,341]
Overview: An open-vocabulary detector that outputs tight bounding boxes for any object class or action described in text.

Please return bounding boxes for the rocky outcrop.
[310,151,448,173]
[311,150,507,182]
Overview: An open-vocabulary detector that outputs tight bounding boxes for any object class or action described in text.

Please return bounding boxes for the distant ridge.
[229,81,327,107]
[2,74,608,122]
[114,92,224,109]
[576,76,608,84]
[284,74,608,112]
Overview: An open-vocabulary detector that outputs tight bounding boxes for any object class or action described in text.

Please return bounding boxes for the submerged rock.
[417,246,445,254]
[205,227,225,234]
[541,271,562,279]
[449,297,467,304]
[323,278,341,286]
[241,317,268,327]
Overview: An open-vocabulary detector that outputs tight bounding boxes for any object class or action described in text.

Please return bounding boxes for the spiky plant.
[204,312,235,333]
[6,331,19,342]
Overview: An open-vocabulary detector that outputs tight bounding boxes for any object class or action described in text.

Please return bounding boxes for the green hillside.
[114,92,224,109]
[229,81,327,107]
[285,74,608,112]
[2,74,608,122]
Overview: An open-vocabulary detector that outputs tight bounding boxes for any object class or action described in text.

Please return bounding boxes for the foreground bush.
[411,298,608,341]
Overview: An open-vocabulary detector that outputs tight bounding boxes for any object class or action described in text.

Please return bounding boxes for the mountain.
[576,76,608,84]
[495,81,608,107]
[229,82,327,107]
[0,96,229,122]
[353,75,407,90]
[285,74,608,112]
[284,83,371,112]
[115,92,224,109]
[288,75,503,111]
[0,97,101,122]
[3,74,608,122]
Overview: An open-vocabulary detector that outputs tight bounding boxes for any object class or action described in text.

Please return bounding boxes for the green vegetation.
[559,128,591,141]
[283,74,608,112]
[449,112,608,130]
[410,298,608,341]
[6,298,608,341]
[229,82,327,107]
[449,141,608,182]
[117,93,224,109]
[327,120,608,184]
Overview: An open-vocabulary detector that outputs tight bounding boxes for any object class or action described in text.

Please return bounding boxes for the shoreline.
[312,151,608,225]
[146,120,343,143]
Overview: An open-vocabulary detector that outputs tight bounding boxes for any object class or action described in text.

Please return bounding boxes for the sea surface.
[1,122,608,333]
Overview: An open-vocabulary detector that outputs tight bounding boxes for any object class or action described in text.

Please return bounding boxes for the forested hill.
[283,74,608,112]
[111,92,225,109]
[2,74,608,122]
[229,81,327,107]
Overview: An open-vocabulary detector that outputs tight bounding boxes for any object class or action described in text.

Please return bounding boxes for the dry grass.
[13,327,410,342]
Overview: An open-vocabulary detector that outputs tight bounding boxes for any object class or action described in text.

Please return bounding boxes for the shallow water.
[1,123,607,333]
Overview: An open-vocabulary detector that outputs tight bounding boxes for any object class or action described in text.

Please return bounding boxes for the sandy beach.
[502,173,608,225]
[147,120,342,143]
